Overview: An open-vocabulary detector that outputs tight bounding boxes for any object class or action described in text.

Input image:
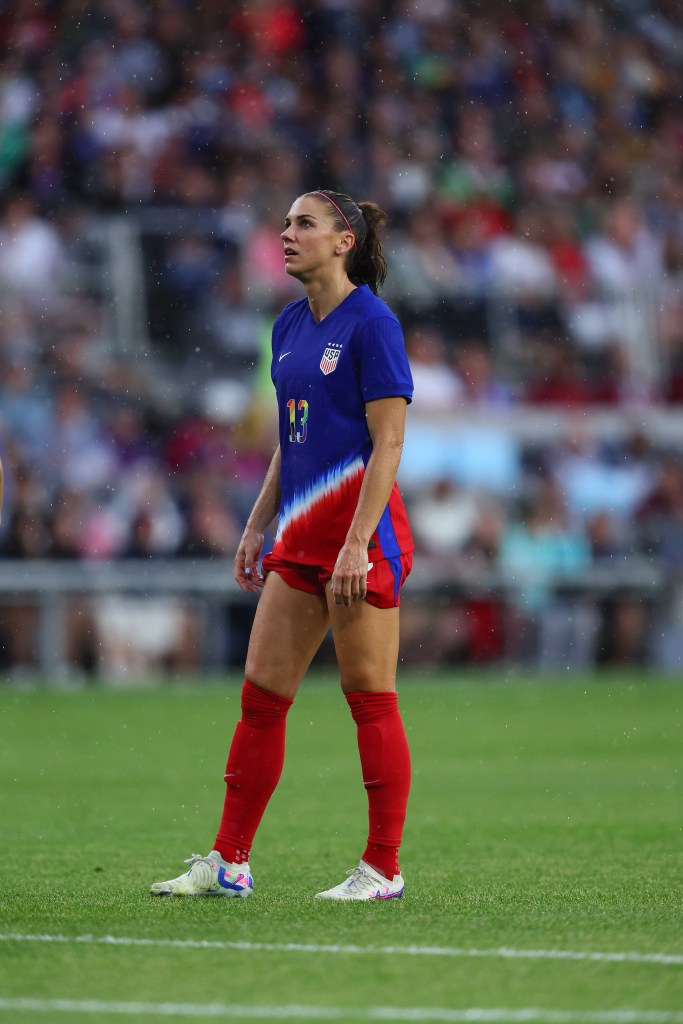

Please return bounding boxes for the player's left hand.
[330,541,368,608]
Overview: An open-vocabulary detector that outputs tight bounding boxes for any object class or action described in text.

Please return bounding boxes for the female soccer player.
[151,189,414,900]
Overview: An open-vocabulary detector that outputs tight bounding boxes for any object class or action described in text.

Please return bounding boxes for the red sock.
[345,691,411,880]
[214,680,293,864]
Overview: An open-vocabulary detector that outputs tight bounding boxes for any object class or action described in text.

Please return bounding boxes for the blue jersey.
[270,284,414,566]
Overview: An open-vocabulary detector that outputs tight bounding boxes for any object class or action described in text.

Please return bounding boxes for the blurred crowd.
[1,0,683,674]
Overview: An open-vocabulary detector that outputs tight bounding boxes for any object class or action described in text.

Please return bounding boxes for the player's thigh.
[245,570,330,698]
[327,595,400,693]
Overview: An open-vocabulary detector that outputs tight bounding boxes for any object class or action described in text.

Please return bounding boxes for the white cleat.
[150,851,253,898]
[315,859,404,900]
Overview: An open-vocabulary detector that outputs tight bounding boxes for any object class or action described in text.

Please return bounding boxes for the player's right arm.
[0,456,4,526]
[234,446,282,594]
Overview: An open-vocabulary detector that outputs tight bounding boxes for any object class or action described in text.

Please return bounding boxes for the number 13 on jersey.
[287,398,309,443]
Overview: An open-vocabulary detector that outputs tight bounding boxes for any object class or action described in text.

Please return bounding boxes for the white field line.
[0,1000,683,1022]
[0,932,682,967]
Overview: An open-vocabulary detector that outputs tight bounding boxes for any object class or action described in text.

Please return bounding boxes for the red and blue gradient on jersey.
[273,458,411,567]
[274,455,365,563]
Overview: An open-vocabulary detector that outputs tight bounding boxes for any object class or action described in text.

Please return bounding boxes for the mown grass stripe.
[1,932,681,966]
[0,999,683,1022]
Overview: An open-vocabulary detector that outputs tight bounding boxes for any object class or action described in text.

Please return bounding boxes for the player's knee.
[341,672,395,694]
[243,657,299,700]
[244,664,277,694]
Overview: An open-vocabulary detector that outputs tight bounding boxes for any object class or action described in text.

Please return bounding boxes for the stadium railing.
[0,557,666,680]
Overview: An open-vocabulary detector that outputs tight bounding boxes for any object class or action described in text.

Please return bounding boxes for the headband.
[311,191,357,250]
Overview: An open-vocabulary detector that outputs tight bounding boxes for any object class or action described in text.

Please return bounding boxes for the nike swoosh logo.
[279,351,292,362]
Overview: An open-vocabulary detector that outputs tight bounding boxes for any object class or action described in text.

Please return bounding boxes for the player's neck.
[305,274,357,323]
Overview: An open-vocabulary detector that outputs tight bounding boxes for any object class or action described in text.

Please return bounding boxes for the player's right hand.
[234,527,266,594]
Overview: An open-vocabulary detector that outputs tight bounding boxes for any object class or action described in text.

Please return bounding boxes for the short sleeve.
[357,316,414,405]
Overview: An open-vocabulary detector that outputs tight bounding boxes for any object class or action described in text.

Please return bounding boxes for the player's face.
[281,196,352,279]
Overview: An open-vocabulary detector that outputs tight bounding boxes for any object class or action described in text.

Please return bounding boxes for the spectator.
[550,429,654,525]
[595,592,651,667]
[49,488,90,559]
[444,206,497,294]
[44,383,117,494]
[409,478,481,561]
[92,594,202,680]
[585,196,663,297]
[591,340,657,407]
[586,511,632,566]
[454,341,515,407]
[386,201,462,308]
[498,478,596,670]
[203,264,270,374]
[178,475,241,559]
[525,338,593,406]
[636,455,683,572]
[0,192,65,311]
[489,205,558,302]
[404,325,463,411]
[438,104,514,212]
[582,196,664,381]
[115,467,185,559]
[0,359,52,462]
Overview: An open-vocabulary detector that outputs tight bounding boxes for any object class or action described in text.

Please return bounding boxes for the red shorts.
[261,551,413,609]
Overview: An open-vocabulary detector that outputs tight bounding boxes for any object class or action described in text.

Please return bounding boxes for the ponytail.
[348,201,387,294]
[306,189,388,294]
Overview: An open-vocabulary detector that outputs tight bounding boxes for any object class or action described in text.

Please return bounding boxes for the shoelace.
[344,865,384,895]
[184,853,211,868]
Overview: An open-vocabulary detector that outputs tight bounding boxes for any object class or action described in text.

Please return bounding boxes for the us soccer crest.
[320,343,342,375]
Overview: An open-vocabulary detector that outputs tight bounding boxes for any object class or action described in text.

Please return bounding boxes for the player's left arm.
[330,396,407,608]
[0,456,4,526]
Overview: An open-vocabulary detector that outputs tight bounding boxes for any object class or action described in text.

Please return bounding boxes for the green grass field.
[1,672,682,1024]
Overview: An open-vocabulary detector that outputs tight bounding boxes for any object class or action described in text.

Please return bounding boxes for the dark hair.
[306,189,388,294]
